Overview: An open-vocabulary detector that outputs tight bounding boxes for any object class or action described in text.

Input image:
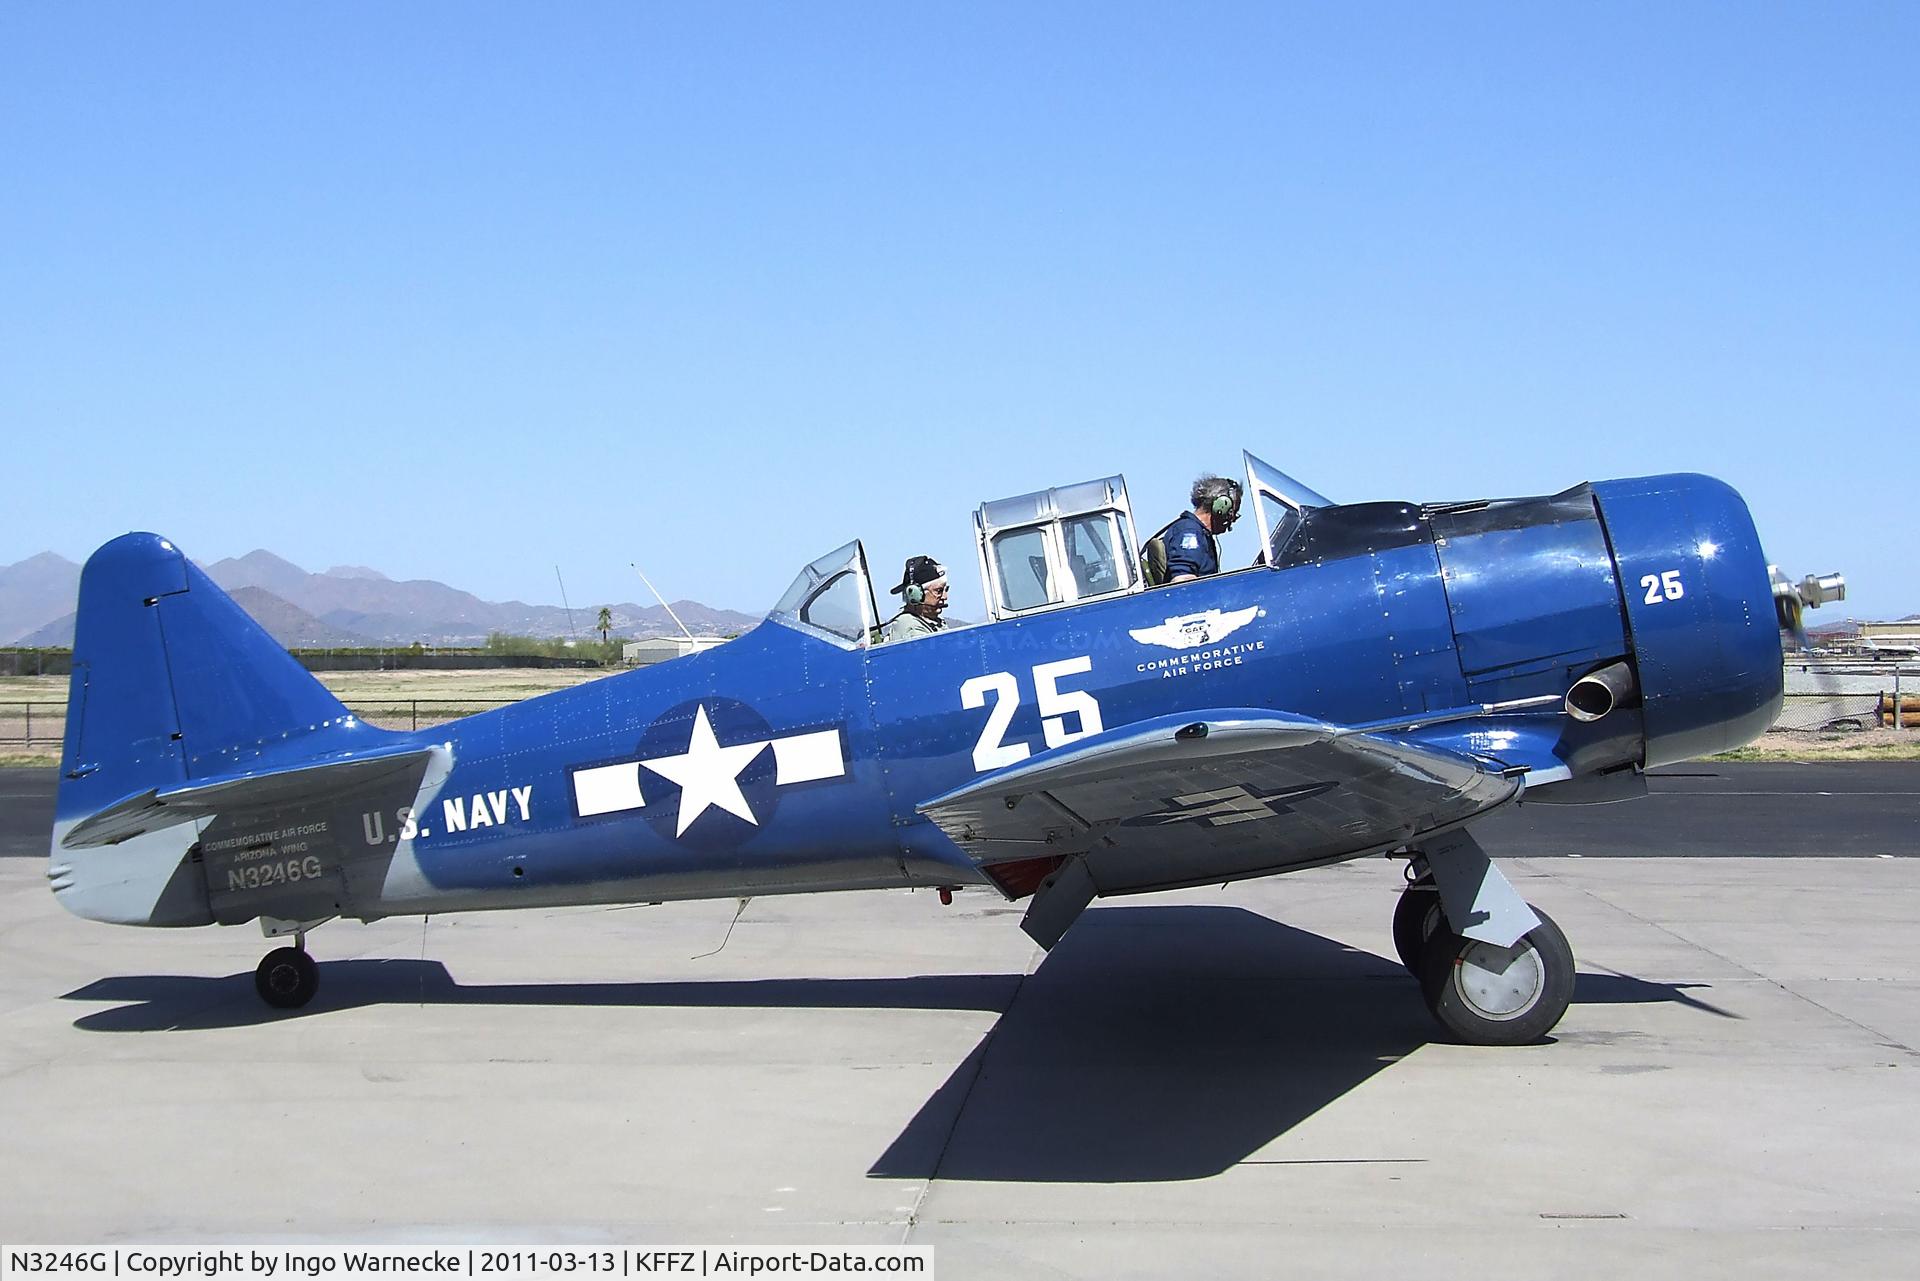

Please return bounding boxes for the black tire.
[254,947,319,1009]
[1391,882,1445,972]
[1417,905,1573,1046]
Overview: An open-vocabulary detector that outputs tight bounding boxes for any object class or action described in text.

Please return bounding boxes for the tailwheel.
[254,946,320,1009]
[1416,906,1574,1046]
[1391,876,1444,972]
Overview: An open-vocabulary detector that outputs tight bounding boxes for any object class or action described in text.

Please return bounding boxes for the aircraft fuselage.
[49,473,1783,935]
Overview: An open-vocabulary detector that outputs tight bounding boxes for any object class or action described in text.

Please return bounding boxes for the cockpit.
[767,451,1336,646]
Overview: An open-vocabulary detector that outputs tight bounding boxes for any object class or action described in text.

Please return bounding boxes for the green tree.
[596,607,613,644]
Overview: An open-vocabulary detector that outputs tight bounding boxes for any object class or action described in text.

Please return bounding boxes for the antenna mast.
[553,566,579,641]
[632,562,698,642]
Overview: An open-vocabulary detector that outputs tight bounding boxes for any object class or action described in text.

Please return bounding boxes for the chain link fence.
[0,698,518,750]
[350,700,518,732]
[1780,664,1920,733]
[1774,692,1885,732]
[0,702,68,750]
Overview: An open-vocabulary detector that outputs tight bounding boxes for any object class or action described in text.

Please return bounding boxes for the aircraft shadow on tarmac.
[61,905,1735,1184]
[865,907,1734,1183]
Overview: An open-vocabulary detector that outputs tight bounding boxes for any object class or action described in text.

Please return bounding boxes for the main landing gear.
[1395,832,1575,1046]
[254,936,320,1009]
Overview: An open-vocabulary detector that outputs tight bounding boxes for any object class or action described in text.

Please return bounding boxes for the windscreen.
[771,541,874,645]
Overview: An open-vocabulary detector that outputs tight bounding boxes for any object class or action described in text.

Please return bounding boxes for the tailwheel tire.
[1417,906,1573,1046]
[1391,880,1444,972]
[254,947,319,1009]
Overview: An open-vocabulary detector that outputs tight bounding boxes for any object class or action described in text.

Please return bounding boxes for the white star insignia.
[570,705,847,834]
[640,705,770,836]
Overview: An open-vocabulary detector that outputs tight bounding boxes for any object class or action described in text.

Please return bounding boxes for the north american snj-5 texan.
[46,452,1843,1044]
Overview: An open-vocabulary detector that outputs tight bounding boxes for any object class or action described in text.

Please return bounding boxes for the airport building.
[621,635,730,666]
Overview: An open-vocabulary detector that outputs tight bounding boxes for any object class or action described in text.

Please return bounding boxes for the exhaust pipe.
[1566,661,1637,723]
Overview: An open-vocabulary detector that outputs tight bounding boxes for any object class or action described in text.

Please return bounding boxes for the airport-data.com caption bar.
[2,1250,932,1281]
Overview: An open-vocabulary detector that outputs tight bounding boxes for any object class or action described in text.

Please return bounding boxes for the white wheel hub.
[1451,939,1545,1020]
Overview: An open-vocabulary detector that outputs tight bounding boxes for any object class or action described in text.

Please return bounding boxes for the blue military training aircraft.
[46,452,1841,1044]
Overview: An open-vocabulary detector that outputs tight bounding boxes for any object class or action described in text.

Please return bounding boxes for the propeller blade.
[1775,595,1811,652]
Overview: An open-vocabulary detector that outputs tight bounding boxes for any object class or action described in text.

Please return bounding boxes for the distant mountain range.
[1,549,760,648]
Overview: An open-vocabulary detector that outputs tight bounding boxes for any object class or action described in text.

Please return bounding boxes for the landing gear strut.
[1393,835,1575,1045]
[254,939,320,1009]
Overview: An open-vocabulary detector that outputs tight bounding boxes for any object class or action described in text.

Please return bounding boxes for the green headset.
[903,560,944,605]
[1206,483,1240,521]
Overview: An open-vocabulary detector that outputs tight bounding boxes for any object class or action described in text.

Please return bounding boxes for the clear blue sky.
[3,3,1914,622]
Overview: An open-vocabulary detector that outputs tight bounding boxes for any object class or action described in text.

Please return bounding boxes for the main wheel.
[1416,906,1573,1046]
[1391,881,1444,972]
[254,947,319,1009]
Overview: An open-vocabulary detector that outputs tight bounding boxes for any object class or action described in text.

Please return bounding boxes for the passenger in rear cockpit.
[877,556,952,643]
[1142,475,1243,584]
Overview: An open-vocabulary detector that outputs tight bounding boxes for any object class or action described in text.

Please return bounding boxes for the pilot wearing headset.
[1161,475,1243,582]
[877,555,952,643]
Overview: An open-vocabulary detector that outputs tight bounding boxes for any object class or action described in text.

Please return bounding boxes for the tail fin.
[52,533,390,924]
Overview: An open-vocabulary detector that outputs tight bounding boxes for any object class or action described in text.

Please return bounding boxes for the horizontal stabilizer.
[62,746,440,850]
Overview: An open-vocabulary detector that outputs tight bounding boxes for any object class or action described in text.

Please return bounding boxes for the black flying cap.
[890,556,948,595]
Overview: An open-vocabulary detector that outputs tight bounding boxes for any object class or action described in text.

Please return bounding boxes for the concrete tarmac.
[3,834,1918,1274]
[1478,759,1920,858]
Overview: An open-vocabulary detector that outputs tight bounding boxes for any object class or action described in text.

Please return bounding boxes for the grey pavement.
[2,845,1918,1277]
[1477,760,1920,858]
[0,768,55,855]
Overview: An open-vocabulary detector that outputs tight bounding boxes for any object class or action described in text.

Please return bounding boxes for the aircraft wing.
[919,708,1525,898]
